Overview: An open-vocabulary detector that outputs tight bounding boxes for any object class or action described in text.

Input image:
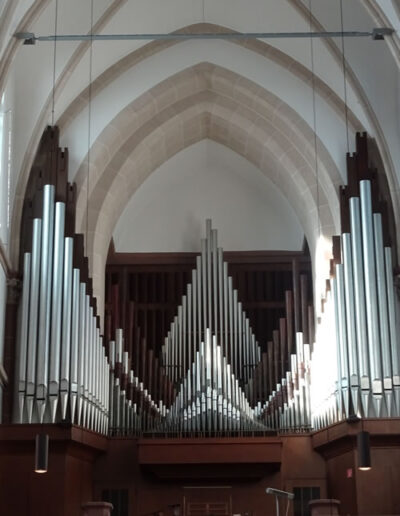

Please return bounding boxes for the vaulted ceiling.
[1,0,399,316]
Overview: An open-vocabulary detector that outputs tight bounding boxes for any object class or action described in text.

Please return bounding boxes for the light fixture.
[34,433,49,473]
[357,430,371,471]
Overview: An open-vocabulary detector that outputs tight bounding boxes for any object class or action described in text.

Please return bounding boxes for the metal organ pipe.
[49,201,65,423]
[373,213,393,414]
[37,185,55,423]
[349,196,371,416]
[385,248,400,415]
[14,179,112,433]
[336,264,350,418]
[341,233,360,416]
[60,236,73,421]
[16,253,31,423]
[360,180,383,415]
[16,215,319,435]
[26,218,42,423]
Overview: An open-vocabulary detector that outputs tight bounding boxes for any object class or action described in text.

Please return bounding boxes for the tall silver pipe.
[212,335,218,429]
[177,304,182,381]
[246,319,251,381]
[101,355,106,433]
[212,229,218,340]
[238,303,243,380]
[114,378,121,433]
[82,295,90,427]
[172,315,178,383]
[333,271,349,419]
[187,285,192,368]
[121,351,128,434]
[201,240,207,333]
[90,307,96,429]
[228,277,234,373]
[97,331,102,431]
[60,237,73,421]
[223,262,228,361]
[218,248,224,353]
[206,220,212,330]
[233,288,238,377]
[92,330,98,431]
[108,340,115,430]
[373,214,393,414]
[385,247,400,415]
[94,326,100,431]
[99,347,104,433]
[349,196,370,416]
[86,307,92,429]
[196,255,202,352]
[360,180,383,415]
[49,201,65,422]
[37,184,55,423]
[77,284,86,425]
[205,330,212,431]
[196,350,201,430]
[170,321,175,383]
[217,346,223,429]
[192,269,197,362]
[17,252,31,422]
[183,298,187,375]
[342,233,360,415]
[70,268,80,423]
[26,218,42,423]
[106,362,110,433]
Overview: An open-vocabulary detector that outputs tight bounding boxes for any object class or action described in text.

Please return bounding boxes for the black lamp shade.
[357,431,371,471]
[35,433,49,473]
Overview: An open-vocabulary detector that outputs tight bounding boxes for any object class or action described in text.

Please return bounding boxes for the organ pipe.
[14,179,110,434]
[37,185,55,423]
[107,221,314,435]
[26,219,42,424]
[360,180,383,415]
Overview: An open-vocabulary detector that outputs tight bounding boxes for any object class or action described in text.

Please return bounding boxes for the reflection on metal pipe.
[360,180,383,416]
[16,253,31,422]
[49,202,65,422]
[37,185,55,423]
[26,219,42,423]
[350,196,370,417]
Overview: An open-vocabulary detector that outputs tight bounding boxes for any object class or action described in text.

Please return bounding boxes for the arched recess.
[72,63,342,321]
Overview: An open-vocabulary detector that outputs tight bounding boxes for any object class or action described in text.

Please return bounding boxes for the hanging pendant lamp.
[34,433,49,473]
[357,430,371,471]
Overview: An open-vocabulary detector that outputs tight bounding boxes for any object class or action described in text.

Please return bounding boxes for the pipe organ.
[11,128,400,440]
[311,133,400,428]
[16,182,109,432]
[106,221,315,435]
[14,128,109,433]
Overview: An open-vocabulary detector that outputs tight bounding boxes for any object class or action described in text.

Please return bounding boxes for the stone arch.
[74,63,342,318]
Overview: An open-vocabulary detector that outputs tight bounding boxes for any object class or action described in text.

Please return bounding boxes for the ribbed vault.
[71,62,342,318]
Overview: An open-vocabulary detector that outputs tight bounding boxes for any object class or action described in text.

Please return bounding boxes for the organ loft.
[0,3,400,516]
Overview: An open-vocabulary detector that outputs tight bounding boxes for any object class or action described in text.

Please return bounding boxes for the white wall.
[113,140,305,253]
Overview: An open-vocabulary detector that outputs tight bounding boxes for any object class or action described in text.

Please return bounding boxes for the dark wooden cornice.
[107,249,311,267]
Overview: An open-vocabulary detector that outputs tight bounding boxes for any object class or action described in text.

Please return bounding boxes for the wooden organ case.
[2,128,400,516]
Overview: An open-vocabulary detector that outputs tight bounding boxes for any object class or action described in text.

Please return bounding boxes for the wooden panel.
[138,437,282,466]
